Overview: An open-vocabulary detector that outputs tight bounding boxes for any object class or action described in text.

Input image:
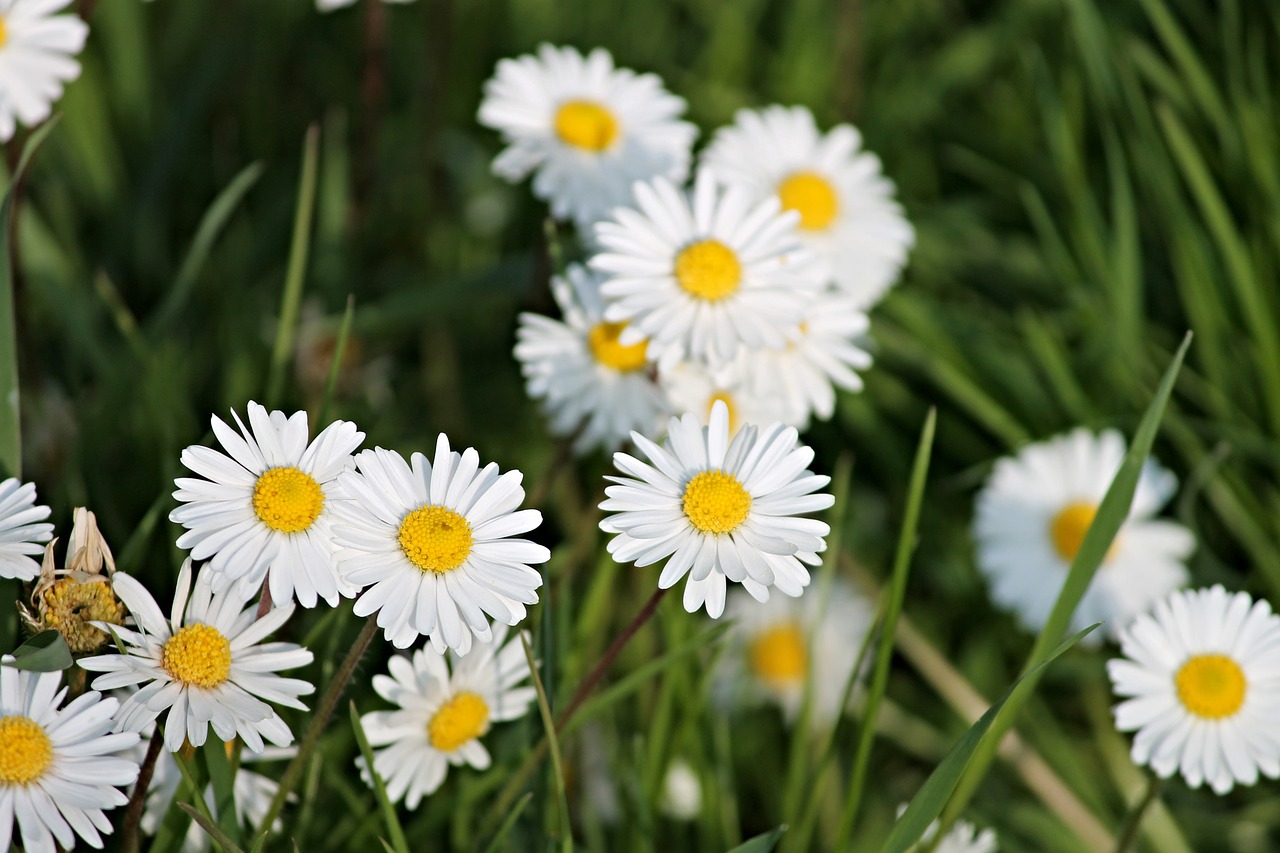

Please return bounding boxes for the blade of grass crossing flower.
[9,630,72,671]
[521,632,573,853]
[203,740,241,848]
[833,408,935,851]
[348,701,410,853]
[315,293,355,427]
[728,825,788,853]
[174,753,220,842]
[941,332,1191,831]
[880,624,1100,853]
[178,804,247,853]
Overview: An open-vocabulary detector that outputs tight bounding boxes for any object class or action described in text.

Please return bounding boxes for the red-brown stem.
[255,575,274,620]
[120,728,164,853]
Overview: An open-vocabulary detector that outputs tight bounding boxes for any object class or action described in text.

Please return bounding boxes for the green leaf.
[203,740,241,848]
[728,826,787,853]
[520,632,573,853]
[178,803,247,853]
[8,630,72,672]
[481,792,533,853]
[348,701,410,853]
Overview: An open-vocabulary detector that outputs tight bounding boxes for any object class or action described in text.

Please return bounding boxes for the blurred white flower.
[895,805,998,853]
[658,758,701,821]
[315,0,416,11]
[0,0,87,143]
[659,356,798,436]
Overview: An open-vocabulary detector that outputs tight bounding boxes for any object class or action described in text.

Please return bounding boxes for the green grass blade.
[8,630,72,671]
[520,632,573,853]
[315,294,355,428]
[348,701,410,853]
[727,825,788,853]
[481,792,533,853]
[203,741,241,848]
[178,804,247,853]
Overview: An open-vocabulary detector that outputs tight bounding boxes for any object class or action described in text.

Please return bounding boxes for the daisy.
[701,105,914,308]
[332,437,549,654]
[0,476,53,581]
[659,354,800,436]
[169,401,365,608]
[22,507,124,654]
[478,44,696,232]
[599,400,833,618]
[357,623,536,806]
[591,170,822,366]
[1108,585,1280,794]
[0,660,140,853]
[514,262,670,454]
[973,428,1194,641]
[896,806,998,853]
[658,758,701,821]
[79,560,315,753]
[0,0,88,143]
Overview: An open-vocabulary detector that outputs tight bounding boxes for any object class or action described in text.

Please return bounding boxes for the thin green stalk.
[521,633,573,853]
[1114,774,1165,853]
[315,294,355,428]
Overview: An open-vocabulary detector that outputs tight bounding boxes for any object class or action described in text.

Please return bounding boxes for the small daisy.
[702,105,914,308]
[170,401,365,608]
[599,400,833,618]
[478,44,696,231]
[591,170,822,367]
[358,624,536,806]
[0,476,53,581]
[973,428,1194,641]
[0,0,88,143]
[895,806,998,853]
[659,357,798,436]
[333,438,549,654]
[22,507,124,654]
[0,660,140,853]
[1108,585,1280,794]
[514,262,670,454]
[79,560,315,754]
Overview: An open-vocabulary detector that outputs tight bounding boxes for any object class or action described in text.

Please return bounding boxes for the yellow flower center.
[682,470,751,534]
[554,100,619,152]
[1176,654,1246,720]
[675,239,742,302]
[777,171,839,231]
[252,467,324,533]
[40,578,126,654]
[163,623,233,688]
[398,506,474,574]
[0,716,52,785]
[427,692,490,752]
[707,392,739,435]
[748,622,808,685]
[588,322,648,372]
[1049,501,1100,561]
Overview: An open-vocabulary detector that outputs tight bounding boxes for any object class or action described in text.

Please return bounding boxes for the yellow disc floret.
[1176,654,1247,720]
[682,470,751,534]
[428,692,490,752]
[588,322,648,372]
[554,100,619,152]
[1049,502,1099,562]
[399,506,474,574]
[252,467,325,533]
[748,622,808,685]
[0,716,52,785]
[163,623,233,688]
[777,171,840,231]
[675,239,742,302]
[39,577,126,654]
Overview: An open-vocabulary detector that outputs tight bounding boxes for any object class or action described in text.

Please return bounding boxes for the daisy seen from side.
[0,0,88,143]
[0,477,53,581]
[658,356,799,436]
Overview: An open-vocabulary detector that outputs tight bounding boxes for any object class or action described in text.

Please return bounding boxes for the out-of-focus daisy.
[514,262,670,454]
[0,477,53,581]
[659,357,797,436]
[0,660,140,853]
[718,579,874,725]
[973,428,1193,641]
[333,439,549,654]
[599,401,833,618]
[896,806,998,853]
[170,401,365,608]
[1108,585,1280,794]
[658,757,702,821]
[702,105,914,308]
[478,44,696,231]
[79,560,315,753]
[0,0,88,143]
[316,0,416,11]
[591,170,822,367]
[358,624,536,806]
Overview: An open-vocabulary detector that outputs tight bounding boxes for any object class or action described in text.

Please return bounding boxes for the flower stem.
[1114,773,1164,853]
[121,728,164,853]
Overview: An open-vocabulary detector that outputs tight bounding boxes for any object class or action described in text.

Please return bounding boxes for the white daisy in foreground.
[702,105,914,308]
[0,661,140,853]
[333,438,549,654]
[1108,585,1280,794]
[0,476,53,580]
[659,357,797,436]
[0,0,88,143]
[478,43,696,231]
[973,428,1193,641]
[358,624,536,806]
[514,262,670,454]
[600,401,833,617]
[79,560,315,753]
[592,170,822,366]
[895,806,997,853]
[170,401,365,608]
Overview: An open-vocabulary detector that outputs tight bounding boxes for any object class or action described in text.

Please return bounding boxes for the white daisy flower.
[1108,585,1280,794]
[895,806,998,853]
[658,758,702,821]
[514,262,670,454]
[0,477,53,580]
[358,624,536,806]
[0,661,140,853]
[169,401,365,608]
[316,0,415,11]
[599,400,833,618]
[478,43,696,232]
[973,428,1194,641]
[659,356,798,435]
[0,0,88,144]
[591,170,822,367]
[79,560,315,754]
[332,438,549,654]
[702,105,914,308]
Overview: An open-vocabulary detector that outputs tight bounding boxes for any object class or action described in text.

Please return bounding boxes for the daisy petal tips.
[332,437,549,655]
[599,400,833,618]
[0,477,54,581]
